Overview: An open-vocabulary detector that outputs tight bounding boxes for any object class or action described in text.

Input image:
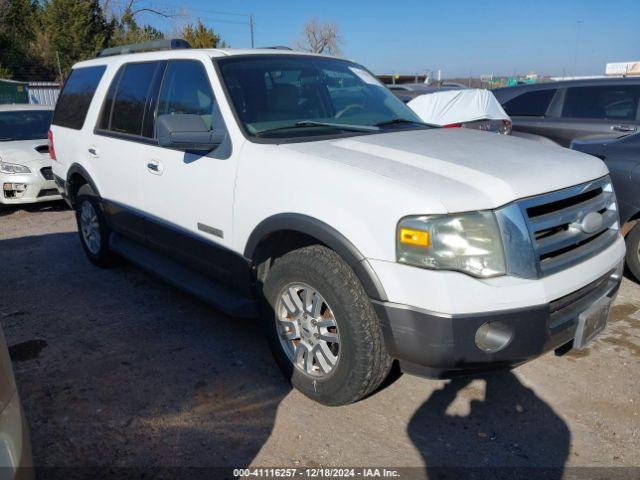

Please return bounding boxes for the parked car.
[571,132,640,281]
[407,88,512,134]
[50,40,624,406]
[0,105,60,205]
[0,326,33,479]
[493,78,640,147]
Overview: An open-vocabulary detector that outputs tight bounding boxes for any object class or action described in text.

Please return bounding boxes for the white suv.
[50,41,625,405]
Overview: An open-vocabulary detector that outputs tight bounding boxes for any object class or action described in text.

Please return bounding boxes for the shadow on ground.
[408,372,570,479]
[0,200,69,217]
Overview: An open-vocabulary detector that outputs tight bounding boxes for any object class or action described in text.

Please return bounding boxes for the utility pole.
[55,50,63,82]
[249,14,255,48]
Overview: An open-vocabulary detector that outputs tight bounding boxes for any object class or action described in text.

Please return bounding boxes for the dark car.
[571,132,640,281]
[493,78,640,147]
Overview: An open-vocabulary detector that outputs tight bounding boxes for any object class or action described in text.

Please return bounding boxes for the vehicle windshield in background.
[0,110,53,141]
[217,55,427,139]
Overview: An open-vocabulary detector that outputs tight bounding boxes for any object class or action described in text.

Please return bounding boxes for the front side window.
[53,66,106,130]
[0,110,53,141]
[157,60,223,131]
[502,89,556,117]
[218,55,425,140]
[562,85,640,120]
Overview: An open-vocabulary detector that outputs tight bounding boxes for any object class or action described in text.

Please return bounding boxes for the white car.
[0,104,60,205]
[50,40,624,405]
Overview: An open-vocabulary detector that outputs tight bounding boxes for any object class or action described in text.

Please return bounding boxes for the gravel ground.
[1,203,639,478]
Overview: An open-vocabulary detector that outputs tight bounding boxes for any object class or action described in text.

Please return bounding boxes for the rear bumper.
[373,264,622,378]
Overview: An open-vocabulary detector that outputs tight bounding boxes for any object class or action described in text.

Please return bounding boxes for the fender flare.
[244,213,388,301]
[66,163,101,203]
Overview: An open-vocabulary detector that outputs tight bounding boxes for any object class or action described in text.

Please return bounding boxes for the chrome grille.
[518,176,619,277]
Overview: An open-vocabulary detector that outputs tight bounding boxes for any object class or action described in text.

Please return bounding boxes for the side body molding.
[244,213,388,301]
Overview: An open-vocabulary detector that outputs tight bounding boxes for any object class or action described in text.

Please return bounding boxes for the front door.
[139,59,244,288]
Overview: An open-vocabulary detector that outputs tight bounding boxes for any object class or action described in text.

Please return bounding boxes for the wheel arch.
[621,209,640,237]
[245,213,388,301]
[66,163,101,206]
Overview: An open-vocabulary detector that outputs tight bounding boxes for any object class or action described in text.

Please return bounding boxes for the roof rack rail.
[97,39,191,58]
[260,46,293,51]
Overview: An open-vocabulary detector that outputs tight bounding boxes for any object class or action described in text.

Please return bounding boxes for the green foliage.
[182,20,226,49]
[41,0,111,79]
[0,63,11,79]
[110,7,164,46]
[0,1,228,82]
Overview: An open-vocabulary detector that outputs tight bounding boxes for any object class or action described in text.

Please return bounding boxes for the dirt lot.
[1,203,639,478]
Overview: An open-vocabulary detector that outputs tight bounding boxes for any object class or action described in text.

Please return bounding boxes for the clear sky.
[143,0,639,77]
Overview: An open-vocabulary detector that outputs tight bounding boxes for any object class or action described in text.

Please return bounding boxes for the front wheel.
[262,245,392,406]
[625,223,640,282]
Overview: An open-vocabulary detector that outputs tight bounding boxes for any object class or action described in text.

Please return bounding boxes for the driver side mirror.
[157,114,225,151]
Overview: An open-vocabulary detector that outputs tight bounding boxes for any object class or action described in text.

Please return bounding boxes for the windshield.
[217,55,427,140]
[0,110,53,141]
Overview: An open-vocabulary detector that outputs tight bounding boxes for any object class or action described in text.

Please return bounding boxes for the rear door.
[91,60,165,242]
[552,84,640,146]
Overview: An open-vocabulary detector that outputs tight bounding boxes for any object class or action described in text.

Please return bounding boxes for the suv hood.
[0,139,50,167]
[282,128,609,212]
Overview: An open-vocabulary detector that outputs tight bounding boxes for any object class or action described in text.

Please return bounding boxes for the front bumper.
[0,170,60,205]
[373,265,622,378]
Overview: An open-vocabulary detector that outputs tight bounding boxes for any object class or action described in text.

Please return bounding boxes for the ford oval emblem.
[575,211,604,234]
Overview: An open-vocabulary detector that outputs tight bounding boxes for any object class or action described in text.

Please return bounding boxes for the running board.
[109,233,258,318]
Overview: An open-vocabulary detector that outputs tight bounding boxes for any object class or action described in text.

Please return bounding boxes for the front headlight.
[396,211,506,278]
[0,161,31,174]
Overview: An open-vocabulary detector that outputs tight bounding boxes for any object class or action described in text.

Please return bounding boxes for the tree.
[41,0,111,79]
[108,1,170,46]
[0,0,46,79]
[181,19,226,48]
[297,18,343,55]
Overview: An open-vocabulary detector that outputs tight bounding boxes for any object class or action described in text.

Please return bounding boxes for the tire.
[262,245,392,406]
[74,184,117,268]
[625,223,640,282]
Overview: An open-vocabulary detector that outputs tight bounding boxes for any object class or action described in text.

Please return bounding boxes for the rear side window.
[562,85,640,120]
[110,62,160,136]
[502,89,557,117]
[53,66,106,130]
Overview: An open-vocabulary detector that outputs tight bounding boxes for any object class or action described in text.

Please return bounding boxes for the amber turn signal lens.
[399,228,430,247]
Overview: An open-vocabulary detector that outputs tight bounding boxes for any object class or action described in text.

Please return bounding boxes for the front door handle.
[611,124,637,133]
[147,160,163,175]
[88,147,99,157]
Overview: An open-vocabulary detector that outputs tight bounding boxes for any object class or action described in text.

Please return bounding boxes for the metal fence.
[28,82,60,106]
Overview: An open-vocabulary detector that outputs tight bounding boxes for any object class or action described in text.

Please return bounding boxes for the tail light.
[443,123,462,128]
[500,120,512,135]
[48,130,57,160]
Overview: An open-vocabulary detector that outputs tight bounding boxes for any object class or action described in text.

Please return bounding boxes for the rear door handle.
[88,147,99,157]
[611,124,637,133]
[147,160,163,175]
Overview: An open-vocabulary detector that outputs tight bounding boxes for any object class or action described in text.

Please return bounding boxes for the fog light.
[475,321,513,353]
[3,183,27,191]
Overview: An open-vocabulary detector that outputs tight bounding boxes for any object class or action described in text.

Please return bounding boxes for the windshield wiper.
[375,118,434,128]
[255,121,380,136]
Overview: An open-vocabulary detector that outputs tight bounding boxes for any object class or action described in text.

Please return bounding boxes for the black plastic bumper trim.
[372,270,622,378]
